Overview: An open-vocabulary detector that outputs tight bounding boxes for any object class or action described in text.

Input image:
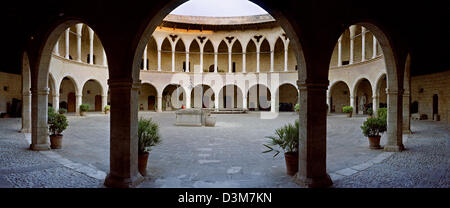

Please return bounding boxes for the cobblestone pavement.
[333,120,450,188]
[0,118,102,188]
[0,112,448,188]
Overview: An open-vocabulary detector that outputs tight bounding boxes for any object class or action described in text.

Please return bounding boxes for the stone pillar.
[143,45,148,70]
[157,96,162,112]
[372,95,379,117]
[361,27,366,62]
[337,35,342,67]
[200,48,204,73]
[384,89,405,152]
[102,95,108,112]
[157,48,162,71]
[52,94,60,112]
[104,80,144,188]
[349,25,356,64]
[256,46,260,73]
[30,88,50,151]
[171,48,175,72]
[185,92,191,109]
[214,49,218,73]
[54,39,60,56]
[270,49,274,72]
[270,93,278,112]
[350,95,356,113]
[403,91,411,134]
[75,24,83,62]
[284,48,288,72]
[214,94,219,110]
[228,46,232,73]
[88,27,94,65]
[102,49,107,66]
[294,81,332,188]
[75,94,82,115]
[372,36,377,59]
[21,91,32,133]
[242,51,246,73]
[65,29,70,59]
[243,95,248,110]
[185,49,190,72]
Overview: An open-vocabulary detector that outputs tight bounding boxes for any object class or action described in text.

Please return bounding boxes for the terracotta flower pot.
[104,110,109,114]
[138,152,149,176]
[368,136,382,149]
[284,152,298,176]
[80,111,86,116]
[50,134,63,149]
[347,112,352,117]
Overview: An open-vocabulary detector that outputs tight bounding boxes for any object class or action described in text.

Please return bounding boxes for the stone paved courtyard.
[0,112,448,188]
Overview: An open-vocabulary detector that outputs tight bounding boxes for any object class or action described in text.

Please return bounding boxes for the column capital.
[108,79,141,90]
[30,88,49,95]
[23,91,32,96]
[386,88,404,95]
[296,80,329,90]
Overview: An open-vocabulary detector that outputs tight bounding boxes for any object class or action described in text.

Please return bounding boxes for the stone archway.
[218,85,243,109]
[329,81,350,113]
[191,84,214,108]
[247,84,271,111]
[277,83,298,112]
[353,78,373,114]
[82,79,104,112]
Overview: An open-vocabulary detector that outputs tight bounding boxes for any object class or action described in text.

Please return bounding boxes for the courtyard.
[1,112,448,188]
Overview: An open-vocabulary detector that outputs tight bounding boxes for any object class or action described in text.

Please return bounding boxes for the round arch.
[218,84,243,109]
[247,84,271,111]
[162,84,186,111]
[82,79,104,112]
[191,84,214,108]
[329,81,350,113]
[139,83,158,111]
[276,83,298,112]
[352,78,373,114]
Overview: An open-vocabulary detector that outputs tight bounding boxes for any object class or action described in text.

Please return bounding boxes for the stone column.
[54,39,60,56]
[30,88,50,151]
[270,93,278,112]
[102,95,108,112]
[214,49,218,73]
[200,47,204,73]
[104,80,144,188]
[270,50,274,72]
[185,92,191,109]
[242,51,246,73]
[403,91,411,134]
[75,24,83,62]
[102,49,107,66]
[75,94,82,115]
[143,45,148,70]
[227,46,231,73]
[372,36,377,59]
[88,27,94,65]
[157,95,162,112]
[294,81,332,187]
[171,47,175,72]
[243,95,248,110]
[372,95,379,117]
[361,27,366,62]
[185,49,190,72]
[52,94,60,112]
[21,91,32,133]
[284,48,288,72]
[337,35,342,67]
[157,48,162,71]
[384,89,405,152]
[350,95,356,113]
[214,94,219,110]
[256,46,260,73]
[65,29,70,59]
[349,25,356,64]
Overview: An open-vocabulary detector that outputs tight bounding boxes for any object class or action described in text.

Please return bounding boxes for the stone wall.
[0,72,22,113]
[411,70,450,123]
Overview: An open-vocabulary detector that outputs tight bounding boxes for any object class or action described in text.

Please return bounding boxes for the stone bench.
[175,108,216,127]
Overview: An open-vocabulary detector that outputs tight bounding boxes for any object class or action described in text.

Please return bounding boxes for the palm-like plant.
[263,120,299,157]
[138,117,161,154]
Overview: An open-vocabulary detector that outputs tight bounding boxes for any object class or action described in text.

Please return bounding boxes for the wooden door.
[148,96,155,111]
[67,92,76,112]
[95,95,102,111]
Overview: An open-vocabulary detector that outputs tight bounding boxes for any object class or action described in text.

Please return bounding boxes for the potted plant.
[58,108,67,114]
[367,107,373,118]
[294,103,300,114]
[104,105,110,114]
[263,120,299,176]
[361,117,386,149]
[79,104,90,116]
[342,106,353,117]
[138,117,161,176]
[48,109,69,149]
[377,107,387,120]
